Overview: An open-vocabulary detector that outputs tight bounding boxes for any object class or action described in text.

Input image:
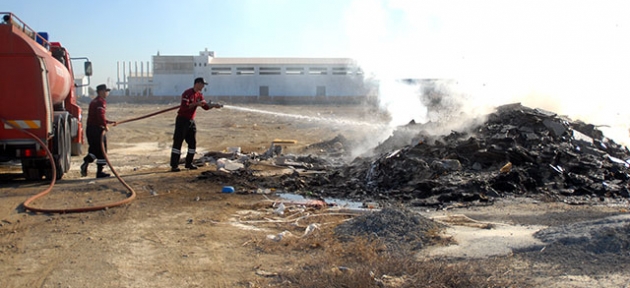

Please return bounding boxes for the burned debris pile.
[311,103,630,206]
[198,103,630,207]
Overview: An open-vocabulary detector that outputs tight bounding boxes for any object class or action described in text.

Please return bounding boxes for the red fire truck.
[1,12,92,180]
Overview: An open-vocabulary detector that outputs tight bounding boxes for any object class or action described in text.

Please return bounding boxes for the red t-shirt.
[86,96,109,127]
[177,88,210,119]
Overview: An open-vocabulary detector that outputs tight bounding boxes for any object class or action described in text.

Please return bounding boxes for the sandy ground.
[1,103,629,287]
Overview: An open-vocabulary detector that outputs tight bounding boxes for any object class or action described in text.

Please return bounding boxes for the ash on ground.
[515,215,630,276]
[334,207,447,251]
[535,215,630,254]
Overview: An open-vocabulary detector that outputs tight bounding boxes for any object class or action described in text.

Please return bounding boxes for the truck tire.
[69,117,82,156]
[61,119,71,173]
[45,116,68,180]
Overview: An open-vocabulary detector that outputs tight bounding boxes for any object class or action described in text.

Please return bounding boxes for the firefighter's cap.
[96,84,111,92]
[194,77,208,85]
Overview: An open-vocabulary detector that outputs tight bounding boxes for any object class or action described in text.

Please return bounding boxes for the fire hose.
[1,105,181,213]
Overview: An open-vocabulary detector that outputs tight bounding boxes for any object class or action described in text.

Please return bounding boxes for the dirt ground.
[1,102,629,287]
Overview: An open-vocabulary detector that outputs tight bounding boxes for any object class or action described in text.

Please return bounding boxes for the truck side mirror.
[84,61,93,76]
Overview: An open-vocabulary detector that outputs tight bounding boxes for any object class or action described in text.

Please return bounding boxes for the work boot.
[80,162,88,177]
[96,172,111,178]
[170,167,181,172]
[96,164,110,178]
[170,152,181,169]
[185,164,198,170]
[184,153,197,170]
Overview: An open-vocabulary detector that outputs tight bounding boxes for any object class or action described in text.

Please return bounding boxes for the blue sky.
[4,0,630,143]
[4,0,628,86]
[3,0,356,85]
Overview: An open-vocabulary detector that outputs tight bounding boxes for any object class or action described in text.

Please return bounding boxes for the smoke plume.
[344,0,630,149]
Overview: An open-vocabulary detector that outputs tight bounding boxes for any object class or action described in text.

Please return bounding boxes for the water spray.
[222,104,388,129]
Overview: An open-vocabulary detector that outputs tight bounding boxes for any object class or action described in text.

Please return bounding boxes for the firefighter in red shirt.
[80,84,116,178]
[170,77,222,172]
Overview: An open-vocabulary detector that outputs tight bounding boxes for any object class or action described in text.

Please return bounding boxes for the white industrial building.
[120,49,373,103]
[73,75,89,97]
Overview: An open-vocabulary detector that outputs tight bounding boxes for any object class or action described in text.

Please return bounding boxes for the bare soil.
[1,102,629,287]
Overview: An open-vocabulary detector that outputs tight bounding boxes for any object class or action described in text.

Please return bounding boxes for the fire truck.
[0,12,92,180]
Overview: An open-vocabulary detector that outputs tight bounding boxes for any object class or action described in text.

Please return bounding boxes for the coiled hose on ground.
[1,105,180,213]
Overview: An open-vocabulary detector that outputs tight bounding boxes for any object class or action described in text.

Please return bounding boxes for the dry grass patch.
[248,215,524,287]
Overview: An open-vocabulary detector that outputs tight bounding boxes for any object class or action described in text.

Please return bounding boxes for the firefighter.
[170,77,222,172]
[80,84,116,178]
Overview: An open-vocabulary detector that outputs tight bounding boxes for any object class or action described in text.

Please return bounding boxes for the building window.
[260,67,281,75]
[309,67,327,75]
[211,67,231,75]
[332,67,350,75]
[260,86,269,96]
[204,63,207,66]
[286,67,304,75]
[237,67,254,75]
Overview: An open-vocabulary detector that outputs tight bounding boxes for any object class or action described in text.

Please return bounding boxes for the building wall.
[135,51,370,103]
[205,65,367,98]
[153,74,194,96]
[150,54,195,96]
[128,74,154,96]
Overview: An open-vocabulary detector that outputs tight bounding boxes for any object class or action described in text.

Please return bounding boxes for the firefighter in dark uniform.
[80,84,116,178]
[170,77,222,172]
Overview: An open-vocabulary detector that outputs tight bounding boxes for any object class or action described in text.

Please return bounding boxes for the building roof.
[209,57,356,65]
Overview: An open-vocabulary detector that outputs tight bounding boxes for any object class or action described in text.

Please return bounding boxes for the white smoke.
[344,0,630,146]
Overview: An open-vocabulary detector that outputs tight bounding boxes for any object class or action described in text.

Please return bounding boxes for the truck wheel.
[44,158,64,180]
[46,117,66,180]
[62,120,71,173]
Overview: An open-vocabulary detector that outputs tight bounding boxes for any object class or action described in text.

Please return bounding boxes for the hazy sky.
[4,0,630,143]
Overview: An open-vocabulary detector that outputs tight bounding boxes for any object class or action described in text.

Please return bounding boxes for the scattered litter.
[273,203,285,215]
[226,146,241,154]
[432,214,495,229]
[266,230,293,242]
[302,223,319,237]
[255,269,279,277]
[363,202,380,209]
[500,162,513,174]
[216,158,245,171]
[145,185,158,196]
[222,186,235,193]
[254,188,273,194]
[370,271,409,287]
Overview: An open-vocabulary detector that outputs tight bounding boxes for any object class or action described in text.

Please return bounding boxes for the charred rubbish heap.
[200,103,630,207]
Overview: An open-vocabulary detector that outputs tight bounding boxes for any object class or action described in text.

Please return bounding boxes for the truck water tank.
[0,24,72,106]
[44,52,72,105]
